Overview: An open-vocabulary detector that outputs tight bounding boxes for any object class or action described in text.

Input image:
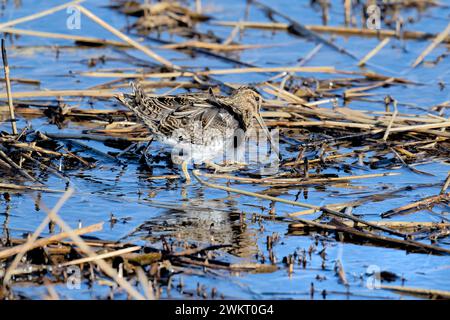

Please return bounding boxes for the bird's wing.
[117,83,239,140]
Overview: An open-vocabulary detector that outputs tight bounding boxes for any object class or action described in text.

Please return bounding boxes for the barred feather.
[116,82,260,147]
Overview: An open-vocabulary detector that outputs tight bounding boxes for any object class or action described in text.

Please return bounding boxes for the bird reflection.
[129,186,258,258]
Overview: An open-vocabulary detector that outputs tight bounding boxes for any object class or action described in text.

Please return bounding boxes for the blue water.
[1,0,450,299]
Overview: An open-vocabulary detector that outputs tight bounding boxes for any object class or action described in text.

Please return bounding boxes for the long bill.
[255,112,281,160]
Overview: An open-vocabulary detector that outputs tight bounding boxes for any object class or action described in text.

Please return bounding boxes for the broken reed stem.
[290,217,450,255]
[377,121,450,134]
[302,220,450,231]
[380,285,450,299]
[1,27,130,48]
[358,37,391,67]
[212,21,450,43]
[146,174,180,180]
[136,267,155,300]
[201,172,399,185]
[1,39,17,135]
[223,21,242,46]
[381,192,450,218]
[0,183,63,192]
[335,260,348,286]
[345,77,395,97]
[198,170,430,239]
[194,177,417,239]
[0,150,37,182]
[0,222,103,260]
[192,170,319,210]
[383,100,398,141]
[40,191,145,300]
[5,188,146,299]
[321,206,406,238]
[74,5,176,69]
[80,66,339,79]
[0,89,116,99]
[3,189,75,284]
[59,245,141,267]
[0,0,85,30]
[43,279,60,300]
[344,0,351,26]
[195,0,202,14]
[441,172,450,194]
[160,41,270,51]
[252,0,358,60]
[20,153,69,182]
[412,22,450,68]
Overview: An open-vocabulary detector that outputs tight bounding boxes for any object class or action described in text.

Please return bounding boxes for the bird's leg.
[181,160,191,183]
[143,137,154,154]
[139,137,154,164]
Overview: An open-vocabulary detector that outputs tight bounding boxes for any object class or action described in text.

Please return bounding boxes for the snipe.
[116,83,278,182]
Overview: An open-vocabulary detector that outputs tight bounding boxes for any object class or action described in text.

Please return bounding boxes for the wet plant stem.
[1,39,17,135]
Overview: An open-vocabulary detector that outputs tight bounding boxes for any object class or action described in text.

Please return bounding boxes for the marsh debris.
[1,0,450,300]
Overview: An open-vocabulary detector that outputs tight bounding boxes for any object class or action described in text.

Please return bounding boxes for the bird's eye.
[255,96,260,102]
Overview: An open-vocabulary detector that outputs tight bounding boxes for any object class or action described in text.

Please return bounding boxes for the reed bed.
[0,0,449,300]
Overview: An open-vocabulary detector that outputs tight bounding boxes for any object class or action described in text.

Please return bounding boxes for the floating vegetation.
[110,0,210,34]
[0,0,450,300]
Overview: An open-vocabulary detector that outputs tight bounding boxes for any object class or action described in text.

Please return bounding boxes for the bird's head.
[232,87,262,117]
[231,86,280,158]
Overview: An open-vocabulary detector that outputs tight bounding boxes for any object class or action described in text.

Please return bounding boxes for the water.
[1,0,450,299]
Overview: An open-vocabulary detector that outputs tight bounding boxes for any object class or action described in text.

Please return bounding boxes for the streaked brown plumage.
[116,82,276,181]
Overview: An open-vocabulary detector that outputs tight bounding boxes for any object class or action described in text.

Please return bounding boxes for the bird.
[116,82,278,182]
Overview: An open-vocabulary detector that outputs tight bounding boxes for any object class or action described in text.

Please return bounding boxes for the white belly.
[159,136,227,164]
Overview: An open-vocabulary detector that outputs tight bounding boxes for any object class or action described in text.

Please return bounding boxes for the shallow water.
[1,0,450,299]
